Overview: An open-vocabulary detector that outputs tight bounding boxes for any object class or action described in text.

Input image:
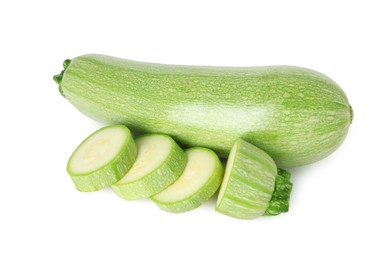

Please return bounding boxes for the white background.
[1,0,389,259]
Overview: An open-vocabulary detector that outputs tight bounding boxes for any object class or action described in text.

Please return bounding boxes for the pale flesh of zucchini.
[112,134,187,200]
[216,142,237,206]
[67,125,137,192]
[151,147,223,213]
[216,139,278,219]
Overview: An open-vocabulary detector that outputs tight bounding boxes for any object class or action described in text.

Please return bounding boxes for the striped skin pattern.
[58,54,352,167]
[216,139,278,219]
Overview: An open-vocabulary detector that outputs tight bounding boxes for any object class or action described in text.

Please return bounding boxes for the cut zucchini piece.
[151,147,223,213]
[112,134,187,200]
[67,125,137,192]
[216,139,277,219]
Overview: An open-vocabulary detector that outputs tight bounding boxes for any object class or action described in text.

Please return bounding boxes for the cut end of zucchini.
[67,125,137,192]
[68,126,129,174]
[112,134,187,200]
[215,139,278,220]
[152,147,223,213]
[264,168,293,216]
[216,142,237,206]
[116,135,172,184]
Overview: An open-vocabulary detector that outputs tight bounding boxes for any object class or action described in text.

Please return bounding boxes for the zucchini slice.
[216,139,278,219]
[67,125,137,192]
[112,134,187,200]
[151,147,223,213]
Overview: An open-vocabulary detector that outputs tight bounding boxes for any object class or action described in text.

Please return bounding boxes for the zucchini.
[112,134,187,200]
[55,54,353,167]
[67,125,137,192]
[215,139,279,219]
[151,147,223,213]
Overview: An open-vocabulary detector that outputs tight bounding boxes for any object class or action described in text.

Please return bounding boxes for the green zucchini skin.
[215,139,278,219]
[57,54,352,167]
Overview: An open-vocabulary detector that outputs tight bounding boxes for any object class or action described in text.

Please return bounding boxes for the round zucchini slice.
[152,147,223,213]
[67,125,137,192]
[112,134,187,200]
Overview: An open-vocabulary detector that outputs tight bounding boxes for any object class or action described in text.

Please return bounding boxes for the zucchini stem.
[264,168,293,216]
[53,59,72,96]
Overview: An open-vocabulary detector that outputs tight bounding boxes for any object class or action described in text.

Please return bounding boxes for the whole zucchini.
[54,54,352,167]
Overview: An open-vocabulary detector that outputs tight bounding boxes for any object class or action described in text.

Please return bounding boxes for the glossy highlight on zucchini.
[55,54,353,167]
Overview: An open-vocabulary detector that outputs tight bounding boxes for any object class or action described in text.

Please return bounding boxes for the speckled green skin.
[67,125,137,192]
[216,139,278,220]
[57,54,352,167]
